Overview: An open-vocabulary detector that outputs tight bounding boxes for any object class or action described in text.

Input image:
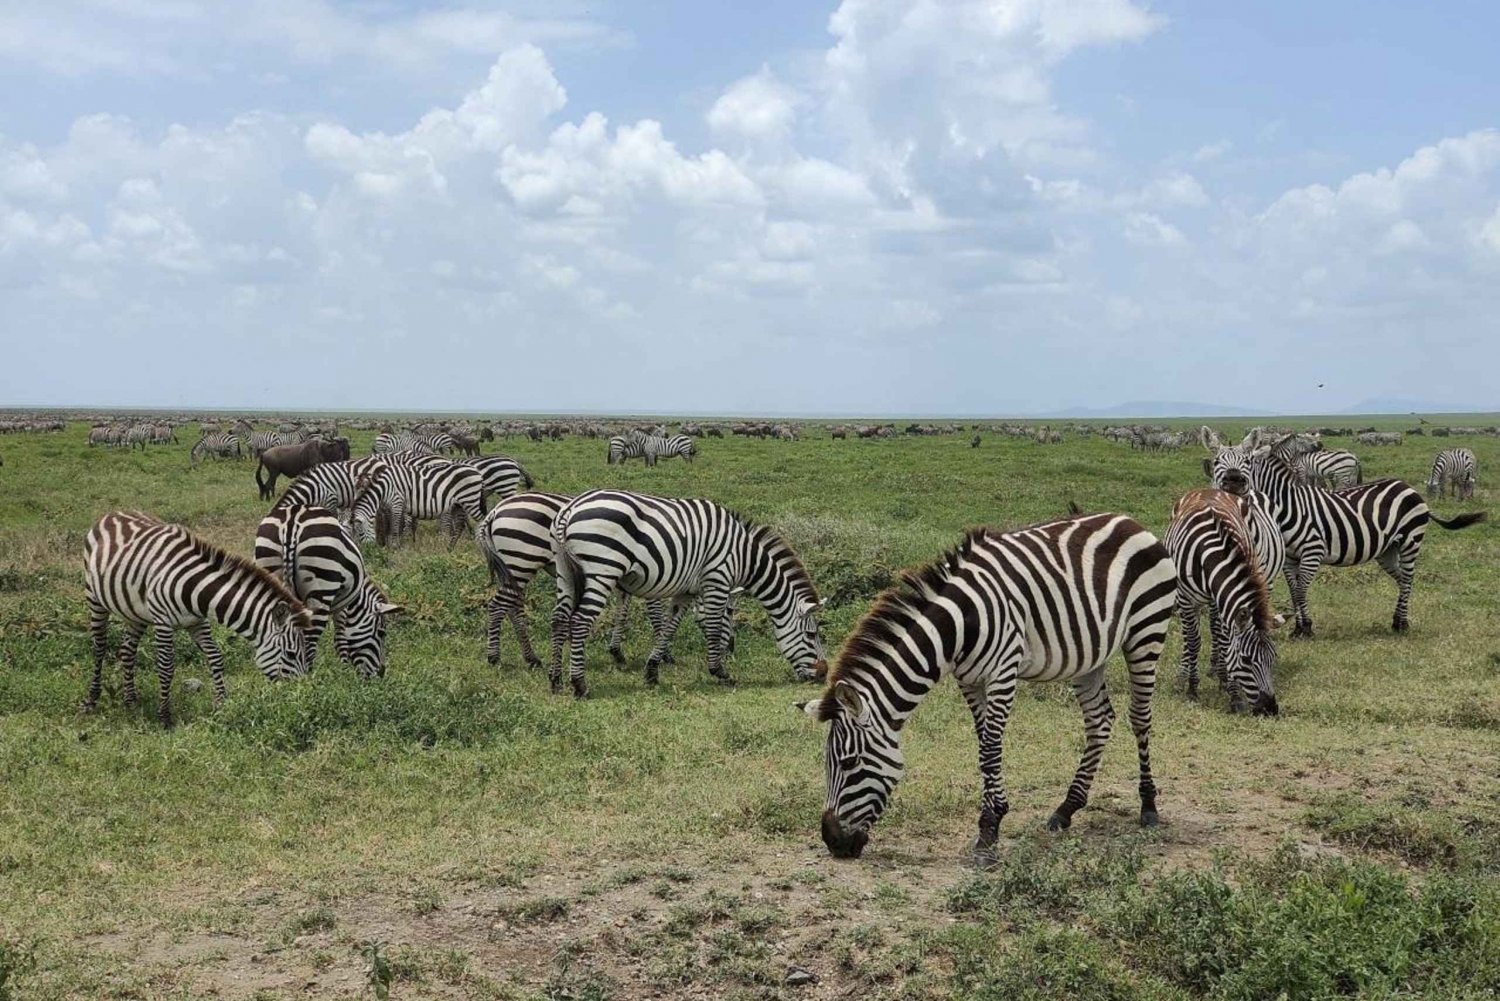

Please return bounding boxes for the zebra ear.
[1270,613,1287,630]
[795,699,820,718]
[834,680,864,718]
[270,600,293,626]
[729,586,746,597]
[1201,457,1213,478]
[377,601,404,617]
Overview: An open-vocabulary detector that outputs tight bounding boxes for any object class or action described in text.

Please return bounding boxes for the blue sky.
[3,1,1498,415]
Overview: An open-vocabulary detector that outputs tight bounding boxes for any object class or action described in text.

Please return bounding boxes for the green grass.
[2,418,1499,998]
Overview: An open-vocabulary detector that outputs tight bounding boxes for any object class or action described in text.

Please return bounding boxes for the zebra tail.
[554,535,586,611]
[1430,511,1487,531]
[476,523,512,589]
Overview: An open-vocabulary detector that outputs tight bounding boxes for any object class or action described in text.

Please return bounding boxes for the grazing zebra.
[190,433,243,463]
[549,489,825,697]
[83,511,310,727]
[801,513,1176,859]
[254,505,402,678]
[1167,489,1283,715]
[1209,447,1486,635]
[476,492,738,670]
[268,457,396,545]
[357,453,485,548]
[460,454,534,502]
[1427,448,1477,500]
[245,429,289,457]
[1292,449,1361,489]
[372,431,436,456]
[607,432,695,466]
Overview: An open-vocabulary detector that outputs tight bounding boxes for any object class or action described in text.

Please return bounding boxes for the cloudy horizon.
[3,1,1499,416]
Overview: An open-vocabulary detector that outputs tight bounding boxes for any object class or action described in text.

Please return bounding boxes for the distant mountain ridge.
[1340,397,1498,416]
[1037,400,1275,419]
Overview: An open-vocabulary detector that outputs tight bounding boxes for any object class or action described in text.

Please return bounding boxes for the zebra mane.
[183,533,312,626]
[814,529,988,722]
[743,520,819,602]
[1182,491,1275,634]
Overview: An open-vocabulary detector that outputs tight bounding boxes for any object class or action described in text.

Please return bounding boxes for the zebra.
[476,492,739,670]
[1167,489,1283,715]
[607,432,696,466]
[357,453,486,548]
[1292,449,1361,489]
[460,454,535,503]
[800,512,1176,859]
[83,511,310,727]
[1427,448,1477,500]
[191,433,243,463]
[1208,447,1486,636]
[549,489,826,697]
[267,457,397,545]
[245,429,287,457]
[254,505,402,678]
[372,431,436,456]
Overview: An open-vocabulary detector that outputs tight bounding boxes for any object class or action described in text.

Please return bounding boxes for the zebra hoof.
[549,679,563,695]
[1140,809,1161,828]
[662,652,676,666]
[485,652,500,667]
[1392,617,1409,633]
[524,656,544,671]
[1045,812,1071,833]
[712,673,737,687]
[609,647,625,666]
[79,699,98,714]
[571,680,589,699]
[1185,685,1199,701]
[1291,622,1313,639]
[970,840,999,869]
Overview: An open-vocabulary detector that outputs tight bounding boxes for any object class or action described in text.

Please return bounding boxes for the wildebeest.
[256,438,352,500]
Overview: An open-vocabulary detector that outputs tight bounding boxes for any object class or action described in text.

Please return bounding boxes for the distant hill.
[1340,397,1498,416]
[1038,400,1274,419]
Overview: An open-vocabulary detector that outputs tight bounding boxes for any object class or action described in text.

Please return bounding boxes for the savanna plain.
[2,418,1499,1000]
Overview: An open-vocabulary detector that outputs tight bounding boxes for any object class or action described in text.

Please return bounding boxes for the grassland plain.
[1,418,1499,1000]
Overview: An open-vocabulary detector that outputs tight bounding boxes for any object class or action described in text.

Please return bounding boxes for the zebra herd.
[73,420,1489,860]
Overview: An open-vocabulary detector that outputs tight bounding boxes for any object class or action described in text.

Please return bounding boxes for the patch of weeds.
[277,906,336,945]
[947,836,1146,925]
[361,940,393,1001]
[0,936,36,1001]
[873,881,912,908]
[547,949,615,1001]
[1121,843,1500,1000]
[950,924,1179,1001]
[1305,795,1499,868]
[497,896,570,926]
[411,886,443,916]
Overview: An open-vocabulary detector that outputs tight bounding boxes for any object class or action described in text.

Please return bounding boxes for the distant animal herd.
[0,412,1490,858]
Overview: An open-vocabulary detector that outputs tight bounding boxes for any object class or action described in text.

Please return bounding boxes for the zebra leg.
[644,600,690,686]
[1286,550,1321,638]
[548,593,571,694]
[84,601,110,711]
[1378,539,1420,633]
[962,675,1016,854]
[1126,630,1164,827]
[505,589,543,670]
[647,600,676,665]
[1208,608,1230,688]
[608,594,632,667]
[1049,667,1114,832]
[152,623,178,728]
[567,584,612,699]
[1176,595,1201,699]
[189,621,228,706]
[119,622,145,709]
[485,592,507,665]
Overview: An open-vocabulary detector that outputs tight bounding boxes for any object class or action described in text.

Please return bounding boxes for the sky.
[2,0,1499,416]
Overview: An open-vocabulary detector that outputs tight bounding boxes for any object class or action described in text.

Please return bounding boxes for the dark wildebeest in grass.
[256,438,351,500]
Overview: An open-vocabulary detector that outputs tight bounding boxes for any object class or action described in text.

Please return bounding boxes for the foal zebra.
[357,453,486,548]
[1167,489,1282,715]
[549,489,825,697]
[191,433,243,463]
[1292,449,1361,489]
[802,513,1176,858]
[1209,448,1486,635]
[268,458,396,545]
[84,511,310,727]
[476,492,739,670]
[372,431,436,456]
[606,432,695,466]
[254,506,402,678]
[1427,448,1476,500]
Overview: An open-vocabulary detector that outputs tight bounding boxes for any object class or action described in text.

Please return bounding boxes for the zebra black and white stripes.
[83,511,310,727]
[359,453,487,548]
[802,513,1176,858]
[1427,448,1476,499]
[191,433,243,463]
[254,505,402,678]
[268,457,397,545]
[549,489,825,697]
[607,432,696,466]
[1293,449,1361,489]
[1209,448,1486,635]
[461,454,534,502]
[476,491,740,671]
[372,431,437,456]
[1167,489,1282,714]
